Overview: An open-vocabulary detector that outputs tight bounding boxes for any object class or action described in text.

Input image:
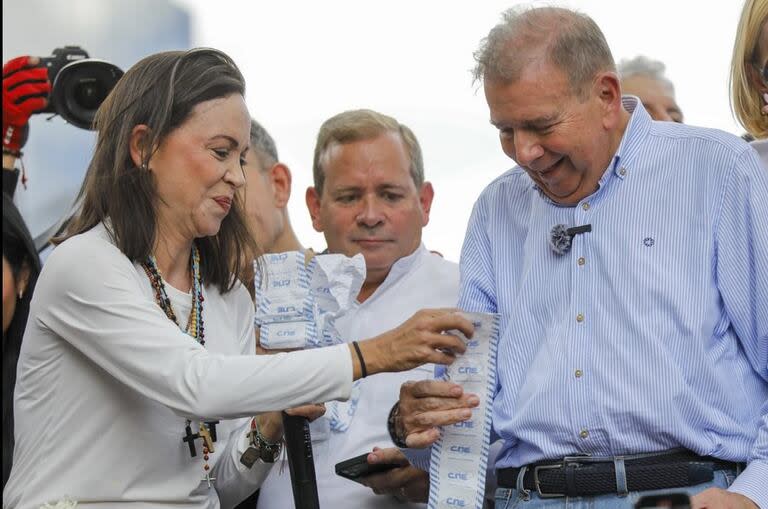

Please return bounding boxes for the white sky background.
[173,0,744,262]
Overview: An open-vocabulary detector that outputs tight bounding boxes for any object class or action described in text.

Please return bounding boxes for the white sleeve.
[34,235,353,420]
[213,418,275,509]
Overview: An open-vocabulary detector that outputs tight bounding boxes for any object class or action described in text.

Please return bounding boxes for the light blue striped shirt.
[457,98,768,504]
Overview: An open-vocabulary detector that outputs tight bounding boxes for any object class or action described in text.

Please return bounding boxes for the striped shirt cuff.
[728,460,768,509]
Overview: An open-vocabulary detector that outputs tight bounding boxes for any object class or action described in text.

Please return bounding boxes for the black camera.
[39,46,123,130]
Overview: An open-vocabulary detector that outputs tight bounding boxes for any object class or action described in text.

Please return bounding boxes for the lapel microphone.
[549,224,592,255]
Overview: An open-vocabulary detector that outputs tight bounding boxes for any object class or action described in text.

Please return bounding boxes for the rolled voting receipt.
[254,250,365,350]
[428,312,499,509]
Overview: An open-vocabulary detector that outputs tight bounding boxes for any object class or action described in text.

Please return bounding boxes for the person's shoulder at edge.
[648,119,755,159]
[648,121,766,191]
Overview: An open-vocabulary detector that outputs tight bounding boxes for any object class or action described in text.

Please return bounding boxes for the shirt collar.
[610,95,652,179]
[360,244,428,303]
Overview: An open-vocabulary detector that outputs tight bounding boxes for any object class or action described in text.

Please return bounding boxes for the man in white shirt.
[256,109,458,509]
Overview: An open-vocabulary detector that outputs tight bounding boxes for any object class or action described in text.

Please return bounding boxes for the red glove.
[2,56,50,154]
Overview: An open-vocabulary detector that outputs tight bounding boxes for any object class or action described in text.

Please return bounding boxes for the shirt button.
[581,202,590,211]
[576,313,584,323]
[575,369,583,378]
[619,167,627,176]
[579,429,589,439]
[577,257,586,266]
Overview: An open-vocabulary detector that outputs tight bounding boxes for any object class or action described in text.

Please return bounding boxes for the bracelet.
[352,340,367,378]
[248,417,283,463]
[2,147,22,158]
[387,402,408,448]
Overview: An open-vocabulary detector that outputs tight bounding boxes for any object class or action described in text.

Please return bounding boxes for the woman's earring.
[17,290,24,300]
[762,93,768,115]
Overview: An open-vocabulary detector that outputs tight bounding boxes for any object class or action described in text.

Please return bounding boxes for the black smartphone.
[634,493,691,509]
[335,453,401,483]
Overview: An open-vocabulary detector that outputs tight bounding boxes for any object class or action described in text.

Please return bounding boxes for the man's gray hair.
[250,119,279,170]
[618,55,675,96]
[472,6,616,99]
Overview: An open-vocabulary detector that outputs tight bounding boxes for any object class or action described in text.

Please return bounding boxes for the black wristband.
[352,340,367,378]
[387,402,408,448]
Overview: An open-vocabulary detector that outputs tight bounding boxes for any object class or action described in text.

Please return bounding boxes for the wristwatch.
[387,402,408,448]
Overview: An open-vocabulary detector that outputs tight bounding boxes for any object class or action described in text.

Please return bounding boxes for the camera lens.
[51,59,123,130]
[72,79,107,110]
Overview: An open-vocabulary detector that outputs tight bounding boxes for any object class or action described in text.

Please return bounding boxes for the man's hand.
[359,447,429,503]
[690,488,758,509]
[396,379,479,448]
[2,56,50,154]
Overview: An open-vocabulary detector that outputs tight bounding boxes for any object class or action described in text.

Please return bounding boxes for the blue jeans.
[494,469,737,509]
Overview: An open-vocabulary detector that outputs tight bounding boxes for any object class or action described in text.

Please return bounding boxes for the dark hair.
[2,193,41,488]
[58,48,257,292]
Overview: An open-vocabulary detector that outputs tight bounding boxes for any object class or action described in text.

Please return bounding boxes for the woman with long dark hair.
[3,48,469,509]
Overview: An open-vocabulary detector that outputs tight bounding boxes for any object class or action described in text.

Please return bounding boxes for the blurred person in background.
[731,0,768,164]
[2,193,41,489]
[232,119,304,509]
[239,119,303,294]
[618,55,683,123]
[2,54,47,490]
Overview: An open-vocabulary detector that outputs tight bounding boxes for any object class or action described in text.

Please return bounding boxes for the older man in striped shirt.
[390,6,767,509]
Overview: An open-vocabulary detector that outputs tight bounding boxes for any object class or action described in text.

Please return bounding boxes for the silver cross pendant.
[202,472,216,488]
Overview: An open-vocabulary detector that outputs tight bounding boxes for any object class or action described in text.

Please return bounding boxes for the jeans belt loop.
[614,456,628,497]
[515,465,531,500]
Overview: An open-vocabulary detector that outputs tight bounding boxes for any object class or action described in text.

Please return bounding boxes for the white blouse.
[4,223,352,509]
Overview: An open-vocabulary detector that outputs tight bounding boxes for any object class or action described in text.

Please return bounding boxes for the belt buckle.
[533,463,564,498]
[533,454,591,498]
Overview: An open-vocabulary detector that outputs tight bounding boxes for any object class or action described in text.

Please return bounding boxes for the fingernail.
[460,409,473,419]
[449,386,463,397]
[468,396,480,406]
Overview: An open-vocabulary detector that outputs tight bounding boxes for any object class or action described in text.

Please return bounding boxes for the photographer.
[3,47,123,199]
[2,56,50,197]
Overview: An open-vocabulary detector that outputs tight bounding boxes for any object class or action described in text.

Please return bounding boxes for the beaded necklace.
[141,246,216,487]
[142,246,205,344]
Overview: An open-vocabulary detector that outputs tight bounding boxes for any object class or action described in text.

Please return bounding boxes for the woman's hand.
[254,404,326,443]
[352,309,473,378]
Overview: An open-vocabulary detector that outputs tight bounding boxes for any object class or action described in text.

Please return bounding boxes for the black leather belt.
[497,449,743,498]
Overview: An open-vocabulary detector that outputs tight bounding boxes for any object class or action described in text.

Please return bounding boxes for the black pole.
[282,414,320,509]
